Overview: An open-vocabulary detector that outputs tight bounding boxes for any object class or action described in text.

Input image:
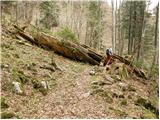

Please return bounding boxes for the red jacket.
[103,55,113,66]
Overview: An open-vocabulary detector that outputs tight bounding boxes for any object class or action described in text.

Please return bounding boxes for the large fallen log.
[13,25,147,79]
[14,25,100,65]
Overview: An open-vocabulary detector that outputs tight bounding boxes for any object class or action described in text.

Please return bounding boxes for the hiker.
[103,48,113,66]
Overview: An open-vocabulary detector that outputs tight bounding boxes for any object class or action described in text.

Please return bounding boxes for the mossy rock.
[91,88,113,103]
[31,79,41,89]
[135,97,159,117]
[142,109,157,119]
[121,99,127,106]
[111,75,121,81]
[31,79,48,95]
[1,98,9,109]
[1,112,14,119]
[26,62,37,71]
[39,88,48,96]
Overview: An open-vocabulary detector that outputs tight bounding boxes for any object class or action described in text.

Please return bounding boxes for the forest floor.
[1,23,159,119]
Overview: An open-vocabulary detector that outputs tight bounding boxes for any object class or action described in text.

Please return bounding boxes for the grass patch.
[1,112,14,119]
[11,68,29,84]
[1,97,9,109]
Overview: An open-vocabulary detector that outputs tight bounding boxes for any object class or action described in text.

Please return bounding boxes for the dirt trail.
[25,65,110,119]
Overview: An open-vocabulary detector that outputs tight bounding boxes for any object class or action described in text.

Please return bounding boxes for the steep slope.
[1,23,158,119]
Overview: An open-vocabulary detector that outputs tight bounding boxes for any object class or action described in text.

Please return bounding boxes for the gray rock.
[41,81,50,89]
[90,70,95,75]
[12,82,22,94]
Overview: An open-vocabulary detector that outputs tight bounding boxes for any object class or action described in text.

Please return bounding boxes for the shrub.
[55,27,78,43]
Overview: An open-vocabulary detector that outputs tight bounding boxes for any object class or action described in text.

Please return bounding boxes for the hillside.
[1,21,158,119]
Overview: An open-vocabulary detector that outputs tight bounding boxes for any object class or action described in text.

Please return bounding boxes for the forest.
[1,0,159,119]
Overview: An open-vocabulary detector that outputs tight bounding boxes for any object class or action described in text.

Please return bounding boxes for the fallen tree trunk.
[14,25,100,65]
[13,25,147,79]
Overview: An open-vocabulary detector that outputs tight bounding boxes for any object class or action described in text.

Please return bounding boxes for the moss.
[1,112,14,119]
[12,68,29,84]
[121,99,127,106]
[1,98,9,109]
[109,107,128,118]
[91,88,113,103]
[135,97,159,117]
[142,109,157,119]
[13,53,20,58]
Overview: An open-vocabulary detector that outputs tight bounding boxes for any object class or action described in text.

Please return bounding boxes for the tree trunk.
[118,0,123,56]
[153,3,159,65]
[112,0,115,53]
[128,1,132,55]
[137,1,145,61]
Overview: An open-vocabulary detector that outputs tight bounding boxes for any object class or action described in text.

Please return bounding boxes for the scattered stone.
[111,75,121,81]
[12,82,23,94]
[99,61,103,66]
[41,81,50,90]
[118,82,128,91]
[1,112,14,119]
[89,70,95,75]
[111,89,124,98]
[80,92,90,99]
[104,75,115,83]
